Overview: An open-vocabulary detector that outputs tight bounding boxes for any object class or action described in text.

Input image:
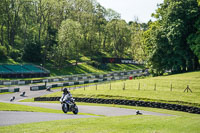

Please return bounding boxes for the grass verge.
[0,102,62,114]
[0,92,13,95]
[0,103,200,133]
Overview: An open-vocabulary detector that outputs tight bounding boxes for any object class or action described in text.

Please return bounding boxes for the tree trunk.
[0,22,5,46]
[193,55,200,70]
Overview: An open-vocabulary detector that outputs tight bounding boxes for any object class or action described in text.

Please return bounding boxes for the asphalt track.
[0,111,97,126]
[0,84,175,126]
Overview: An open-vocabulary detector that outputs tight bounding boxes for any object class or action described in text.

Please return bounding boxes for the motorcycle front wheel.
[62,103,68,113]
[73,105,78,114]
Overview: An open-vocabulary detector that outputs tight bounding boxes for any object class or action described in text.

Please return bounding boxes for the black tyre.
[73,105,78,114]
[62,103,68,113]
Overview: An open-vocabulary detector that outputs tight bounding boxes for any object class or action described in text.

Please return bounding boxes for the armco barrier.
[34,97,200,114]
[29,73,146,91]
[0,88,20,93]
[1,69,148,85]
[30,85,46,91]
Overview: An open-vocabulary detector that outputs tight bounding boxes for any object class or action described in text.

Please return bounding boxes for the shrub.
[9,49,21,61]
[0,45,7,60]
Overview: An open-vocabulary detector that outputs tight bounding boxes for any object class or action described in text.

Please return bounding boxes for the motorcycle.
[60,96,78,114]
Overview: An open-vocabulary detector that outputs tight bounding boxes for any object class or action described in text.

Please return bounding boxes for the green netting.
[0,64,47,75]
[0,65,12,73]
[23,64,44,73]
[5,65,31,73]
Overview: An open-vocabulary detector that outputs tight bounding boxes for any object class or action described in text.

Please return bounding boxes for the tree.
[106,19,131,58]
[187,8,200,62]
[129,21,147,62]
[145,0,200,74]
[53,19,82,67]
[23,40,42,63]
[105,8,121,21]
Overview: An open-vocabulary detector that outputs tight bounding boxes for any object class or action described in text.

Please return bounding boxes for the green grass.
[0,102,63,113]
[19,98,35,102]
[0,104,200,133]
[49,63,104,76]
[0,92,13,95]
[48,63,143,76]
[105,63,144,71]
[44,71,200,107]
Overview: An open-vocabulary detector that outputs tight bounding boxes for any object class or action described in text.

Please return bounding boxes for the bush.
[23,41,42,63]
[0,45,7,60]
[9,49,21,61]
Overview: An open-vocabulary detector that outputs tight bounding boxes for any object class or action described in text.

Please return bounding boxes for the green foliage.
[187,17,200,59]
[23,41,42,63]
[145,0,200,74]
[129,21,147,62]
[51,19,83,67]
[1,0,199,75]
[9,49,21,61]
[0,45,7,60]
[0,0,151,66]
[106,19,131,57]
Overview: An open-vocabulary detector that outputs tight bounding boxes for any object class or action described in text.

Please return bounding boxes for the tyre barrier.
[34,97,200,114]
[0,88,20,93]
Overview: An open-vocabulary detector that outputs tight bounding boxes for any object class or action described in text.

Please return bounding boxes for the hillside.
[0,57,144,78]
[45,71,200,107]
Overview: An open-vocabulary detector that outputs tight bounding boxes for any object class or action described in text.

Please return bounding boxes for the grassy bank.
[0,63,144,80]
[44,71,200,107]
[48,63,144,76]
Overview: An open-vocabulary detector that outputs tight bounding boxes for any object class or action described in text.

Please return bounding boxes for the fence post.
[45,81,47,89]
[96,84,97,90]
[138,82,140,90]
[170,83,173,91]
[123,82,125,90]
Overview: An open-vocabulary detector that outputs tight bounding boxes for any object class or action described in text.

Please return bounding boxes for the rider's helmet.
[63,88,69,94]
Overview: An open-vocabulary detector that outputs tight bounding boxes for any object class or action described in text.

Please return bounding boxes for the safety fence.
[0,69,147,85]
[0,88,20,93]
[30,71,148,91]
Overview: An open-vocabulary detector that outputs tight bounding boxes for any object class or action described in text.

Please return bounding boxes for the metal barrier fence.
[0,88,20,93]
[30,72,148,91]
[1,69,147,85]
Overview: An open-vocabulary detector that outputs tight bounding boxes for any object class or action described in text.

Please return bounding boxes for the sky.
[96,0,164,23]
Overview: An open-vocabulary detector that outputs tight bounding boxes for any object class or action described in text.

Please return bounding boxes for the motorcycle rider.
[60,88,74,104]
